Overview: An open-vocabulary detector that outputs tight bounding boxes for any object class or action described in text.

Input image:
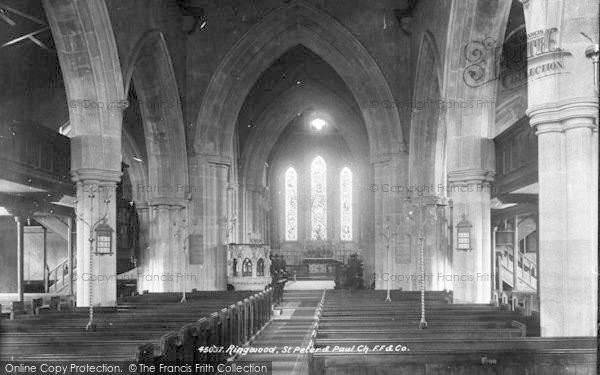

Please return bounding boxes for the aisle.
[234,289,324,375]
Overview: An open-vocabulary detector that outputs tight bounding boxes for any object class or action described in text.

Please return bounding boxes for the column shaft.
[563,124,596,335]
[74,178,119,307]
[135,204,149,293]
[449,175,493,303]
[15,217,24,302]
[67,216,73,296]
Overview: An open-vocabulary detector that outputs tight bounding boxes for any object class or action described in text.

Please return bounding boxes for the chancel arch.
[192,3,405,283]
[193,1,404,159]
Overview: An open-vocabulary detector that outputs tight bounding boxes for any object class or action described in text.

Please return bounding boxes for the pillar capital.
[527,97,598,130]
[147,197,188,208]
[135,201,149,210]
[370,151,408,166]
[198,154,232,167]
[71,168,122,184]
[447,169,494,186]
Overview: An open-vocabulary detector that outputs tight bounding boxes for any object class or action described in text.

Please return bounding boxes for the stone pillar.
[530,114,597,336]
[245,184,266,243]
[191,156,230,290]
[42,227,47,293]
[512,215,519,292]
[227,183,239,244]
[371,159,388,291]
[169,204,185,292]
[240,185,250,243]
[15,216,25,302]
[67,216,73,296]
[135,202,149,293]
[140,199,186,293]
[212,163,229,290]
[523,0,598,336]
[73,170,121,307]
[448,170,493,303]
[371,152,409,291]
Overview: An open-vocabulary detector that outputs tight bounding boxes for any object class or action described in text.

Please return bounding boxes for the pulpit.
[227,244,272,290]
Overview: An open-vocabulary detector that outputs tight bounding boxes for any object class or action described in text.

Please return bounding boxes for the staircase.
[498,250,537,291]
[46,258,74,294]
[32,215,75,295]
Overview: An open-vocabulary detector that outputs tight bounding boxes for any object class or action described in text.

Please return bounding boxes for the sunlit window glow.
[311,156,327,240]
[340,167,352,241]
[284,167,298,241]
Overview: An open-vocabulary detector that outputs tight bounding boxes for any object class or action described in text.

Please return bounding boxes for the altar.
[303,258,340,277]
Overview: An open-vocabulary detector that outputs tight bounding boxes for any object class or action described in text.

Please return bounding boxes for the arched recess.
[123,30,189,202]
[240,81,369,188]
[194,0,404,162]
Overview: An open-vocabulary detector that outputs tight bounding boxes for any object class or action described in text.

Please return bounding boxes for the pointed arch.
[408,31,445,188]
[43,0,125,178]
[193,0,404,163]
[123,30,189,202]
[240,81,369,188]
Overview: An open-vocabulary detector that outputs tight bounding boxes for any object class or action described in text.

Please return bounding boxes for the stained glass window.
[284,167,298,241]
[340,167,352,241]
[311,156,327,240]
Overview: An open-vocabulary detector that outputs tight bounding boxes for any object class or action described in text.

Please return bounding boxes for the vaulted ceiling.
[236,44,368,166]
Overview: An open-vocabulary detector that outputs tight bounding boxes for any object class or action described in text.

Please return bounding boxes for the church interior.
[0,0,597,373]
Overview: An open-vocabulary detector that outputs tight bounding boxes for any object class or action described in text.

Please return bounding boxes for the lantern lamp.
[456,214,472,252]
[94,221,114,255]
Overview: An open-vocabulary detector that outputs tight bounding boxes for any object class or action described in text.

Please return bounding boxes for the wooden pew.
[0,288,274,367]
[308,290,593,374]
[310,338,597,375]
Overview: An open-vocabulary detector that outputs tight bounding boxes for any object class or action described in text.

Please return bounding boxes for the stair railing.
[47,258,69,293]
[500,250,537,290]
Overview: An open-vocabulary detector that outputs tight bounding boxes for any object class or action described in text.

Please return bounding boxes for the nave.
[1,285,596,374]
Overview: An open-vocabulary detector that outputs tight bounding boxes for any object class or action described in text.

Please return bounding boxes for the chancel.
[0,0,597,373]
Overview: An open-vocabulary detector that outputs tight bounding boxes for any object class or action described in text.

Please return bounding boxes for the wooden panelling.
[493,117,537,196]
[0,123,72,195]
